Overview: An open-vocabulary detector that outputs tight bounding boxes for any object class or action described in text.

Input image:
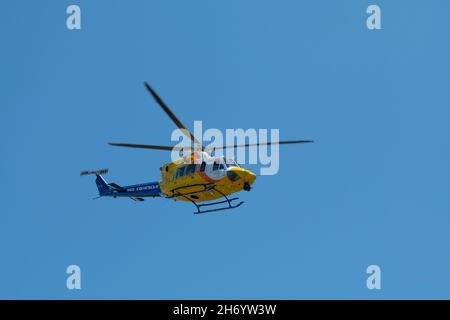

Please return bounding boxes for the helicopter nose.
[227,168,256,185]
[244,170,257,184]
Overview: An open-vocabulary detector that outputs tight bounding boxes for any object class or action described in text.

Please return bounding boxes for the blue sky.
[1,0,450,299]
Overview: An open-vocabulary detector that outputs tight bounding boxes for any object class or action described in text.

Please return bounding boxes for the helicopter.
[81,82,313,214]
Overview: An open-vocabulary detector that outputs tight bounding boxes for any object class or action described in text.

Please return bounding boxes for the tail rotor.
[80,169,109,176]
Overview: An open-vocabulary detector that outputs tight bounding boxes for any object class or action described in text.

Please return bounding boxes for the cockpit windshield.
[225,158,239,168]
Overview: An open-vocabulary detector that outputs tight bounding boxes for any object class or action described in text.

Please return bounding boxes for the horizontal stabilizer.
[108,182,126,192]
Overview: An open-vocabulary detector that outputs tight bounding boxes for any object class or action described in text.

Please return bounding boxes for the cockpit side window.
[175,166,186,178]
[213,161,225,171]
[185,164,196,176]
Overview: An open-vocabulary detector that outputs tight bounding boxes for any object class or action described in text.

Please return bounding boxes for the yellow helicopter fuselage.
[158,152,256,202]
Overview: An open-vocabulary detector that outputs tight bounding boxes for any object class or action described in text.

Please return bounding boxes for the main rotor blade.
[210,140,314,150]
[109,140,313,152]
[143,81,202,148]
[109,142,187,151]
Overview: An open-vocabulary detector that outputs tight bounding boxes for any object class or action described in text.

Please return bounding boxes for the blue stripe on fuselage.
[124,181,161,196]
[110,181,161,198]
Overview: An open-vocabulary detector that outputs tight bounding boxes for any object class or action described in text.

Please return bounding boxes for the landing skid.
[191,196,244,214]
[168,183,244,214]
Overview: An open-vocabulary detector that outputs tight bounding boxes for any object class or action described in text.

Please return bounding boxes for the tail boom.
[81,169,161,200]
